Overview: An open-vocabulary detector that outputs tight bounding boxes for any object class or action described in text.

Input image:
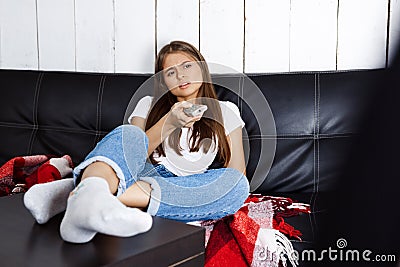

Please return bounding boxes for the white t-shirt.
[128,96,245,176]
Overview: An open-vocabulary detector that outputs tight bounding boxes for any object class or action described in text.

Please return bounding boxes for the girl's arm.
[227,127,247,176]
[130,102,201,156]
[131,114,175,156]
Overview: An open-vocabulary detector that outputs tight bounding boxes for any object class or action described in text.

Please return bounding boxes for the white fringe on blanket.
[252,228,298,267]
[249,200,298,267]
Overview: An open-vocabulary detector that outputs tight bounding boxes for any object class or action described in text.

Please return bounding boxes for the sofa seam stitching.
[313,74,321,239]
[238,76,242,112]
[245,133,356,139]
[0,123,109,135]
[0,124,358,139]
[27,72,43,155]
[94,76,105,147]
[316,74,321,195]
[310,73,318,240]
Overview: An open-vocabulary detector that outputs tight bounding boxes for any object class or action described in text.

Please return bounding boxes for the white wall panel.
[389,0,400,66]
[0,0,38,69]
[75,0,114,72]
[200,0,244,73]
[337,0,388,70]
[0,0,399,73]
[157,0,199,54]
[37,0,75,71]
[245,0,290,73]
[290,0,337,71]
[115,0,155,73]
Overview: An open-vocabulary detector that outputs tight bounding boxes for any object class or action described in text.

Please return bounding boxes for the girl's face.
[162,52,203,102]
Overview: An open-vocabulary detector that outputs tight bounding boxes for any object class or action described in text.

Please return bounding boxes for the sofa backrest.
[0,69,385,193]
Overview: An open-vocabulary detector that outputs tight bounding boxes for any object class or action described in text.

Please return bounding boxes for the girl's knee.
[224,167,245,178]
[219,169,249,214]
[225,168,250,193]
[113,125,148,145]
[114,124,145,136]
[233,178,250,200]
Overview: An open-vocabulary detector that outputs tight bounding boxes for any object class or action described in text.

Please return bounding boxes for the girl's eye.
[166,70,175,77]
[184,63,192,69]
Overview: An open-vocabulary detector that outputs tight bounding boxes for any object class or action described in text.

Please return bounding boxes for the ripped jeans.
[73,125,250,222]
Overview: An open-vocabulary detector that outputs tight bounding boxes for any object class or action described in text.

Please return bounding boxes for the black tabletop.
[0,194,204,267]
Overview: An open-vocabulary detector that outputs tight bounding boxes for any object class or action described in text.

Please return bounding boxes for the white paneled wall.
[37,0,75,71]
[157,0,199,53]
[337,0,389,70]
[245,0,290,73]
[0,0,38,69]
[389,0,400,66]
[290,0,338,71]
[0,0,399,73]
[115,0,155,73]
[200,0,244,73]
[75,0,114,73]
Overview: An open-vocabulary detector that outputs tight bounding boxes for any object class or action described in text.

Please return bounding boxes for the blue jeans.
[73,125,250,222]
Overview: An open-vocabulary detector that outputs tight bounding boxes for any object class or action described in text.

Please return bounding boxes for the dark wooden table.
[0,194,205,266]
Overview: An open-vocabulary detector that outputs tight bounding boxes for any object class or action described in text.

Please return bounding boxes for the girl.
[24,41,249,243]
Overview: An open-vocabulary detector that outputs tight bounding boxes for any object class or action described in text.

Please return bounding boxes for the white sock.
[24,178,75,224]
[60,177,152,243]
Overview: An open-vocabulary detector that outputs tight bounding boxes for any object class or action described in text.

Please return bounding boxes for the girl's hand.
[167,101,203,129]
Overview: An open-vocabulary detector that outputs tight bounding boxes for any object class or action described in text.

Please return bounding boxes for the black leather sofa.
[0,67,389,265]
[0,68,384,191]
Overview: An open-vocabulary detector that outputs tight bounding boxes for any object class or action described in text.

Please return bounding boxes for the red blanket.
[193,194,311,267]
[0,155,73,196]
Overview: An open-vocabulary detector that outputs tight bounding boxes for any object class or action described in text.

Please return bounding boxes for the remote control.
[183,104,208,117]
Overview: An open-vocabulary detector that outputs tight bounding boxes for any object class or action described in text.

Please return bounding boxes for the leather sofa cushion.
[0,69,385,194]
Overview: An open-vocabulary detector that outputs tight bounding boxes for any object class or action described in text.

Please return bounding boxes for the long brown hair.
[145,40,231,167]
